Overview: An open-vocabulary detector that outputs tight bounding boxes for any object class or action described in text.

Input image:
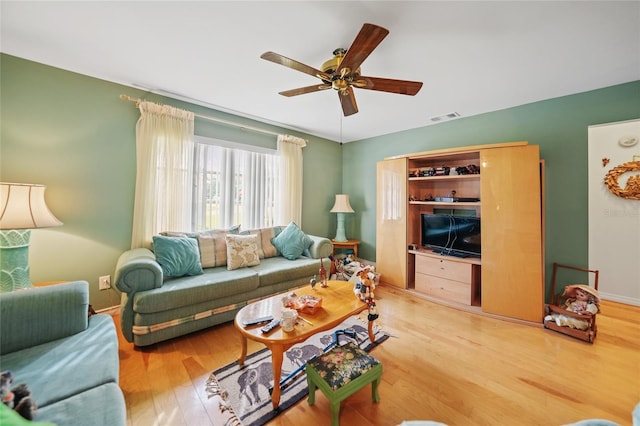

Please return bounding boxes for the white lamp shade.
[330,194,355,213]
[0,182,63,229]
[330,194,354,242]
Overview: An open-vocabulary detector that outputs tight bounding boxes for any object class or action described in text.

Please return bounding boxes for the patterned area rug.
[205,315,388,426]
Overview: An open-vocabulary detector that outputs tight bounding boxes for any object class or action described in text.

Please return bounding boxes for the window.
[192,137,280,231]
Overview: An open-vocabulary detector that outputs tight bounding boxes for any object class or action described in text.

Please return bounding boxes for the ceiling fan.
[260,23,423,117]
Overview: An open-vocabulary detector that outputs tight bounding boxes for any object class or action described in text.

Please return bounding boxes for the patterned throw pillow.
[240,227,280,258]
[271,221,313,260]
[152,235,203,277]
[197,225,240,268]
[225,234,261,270]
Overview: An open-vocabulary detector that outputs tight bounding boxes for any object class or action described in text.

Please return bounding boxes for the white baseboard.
[599,292,640,307]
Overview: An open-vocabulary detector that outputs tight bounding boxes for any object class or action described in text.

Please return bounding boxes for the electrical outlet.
[99,275,111,290]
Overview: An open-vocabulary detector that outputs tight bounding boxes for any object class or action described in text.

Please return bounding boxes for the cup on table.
[281,308,298,332]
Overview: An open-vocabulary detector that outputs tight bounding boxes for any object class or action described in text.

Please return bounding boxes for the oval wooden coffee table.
[234,280,375,410]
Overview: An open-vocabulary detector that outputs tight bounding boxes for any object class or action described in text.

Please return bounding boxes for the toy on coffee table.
[282,292,323,315]
[319,257,328,288]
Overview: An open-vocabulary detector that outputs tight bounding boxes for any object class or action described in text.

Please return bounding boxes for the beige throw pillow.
[198,229,233,268]
[226,234,261,270]
[240,227,279,258]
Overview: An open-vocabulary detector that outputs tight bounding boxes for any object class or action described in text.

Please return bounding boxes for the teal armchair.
[0,281,126,426]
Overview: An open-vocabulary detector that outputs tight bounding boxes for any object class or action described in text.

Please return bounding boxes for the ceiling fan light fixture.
[332,79,349,91]
[261,23,423,117]
[321,48,346,74]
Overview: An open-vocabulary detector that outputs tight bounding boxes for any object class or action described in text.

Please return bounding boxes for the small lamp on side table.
[330,194,354,242]
[0,183,63,292]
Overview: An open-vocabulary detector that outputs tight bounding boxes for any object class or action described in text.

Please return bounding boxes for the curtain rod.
[119,94,280,137]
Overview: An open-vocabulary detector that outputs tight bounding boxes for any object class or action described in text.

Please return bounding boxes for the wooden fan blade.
[337,23,389,76]
[279,84,332,97]
[354,76,423,95]
[339,89,358,116]
[261,51,330,81]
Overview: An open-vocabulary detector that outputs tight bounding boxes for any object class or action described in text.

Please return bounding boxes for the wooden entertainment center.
[376,142,544,323]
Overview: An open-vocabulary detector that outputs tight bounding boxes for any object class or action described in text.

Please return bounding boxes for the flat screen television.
[421,214,481,258]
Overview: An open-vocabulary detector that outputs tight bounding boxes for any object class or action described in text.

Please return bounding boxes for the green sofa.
[0,281,126,426]
[114,225,333,347]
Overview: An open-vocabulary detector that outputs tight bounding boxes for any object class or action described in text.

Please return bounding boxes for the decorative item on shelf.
[0,183,63,292]
[319,257,328,287]
[434,166,451,176]
[455,164,481,175]
[330,194,355,242]
[418,168,431,177]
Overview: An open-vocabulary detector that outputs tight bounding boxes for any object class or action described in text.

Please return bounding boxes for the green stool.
[306,342,383,426]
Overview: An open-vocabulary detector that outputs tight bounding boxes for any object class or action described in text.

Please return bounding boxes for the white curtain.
[242,150,273,229]
[131,101,194,249]
[192,142,279,230]
[276,134,307,225]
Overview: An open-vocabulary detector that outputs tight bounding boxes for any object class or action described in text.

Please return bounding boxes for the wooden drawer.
[415,273,472,305]
[415,255,472,284]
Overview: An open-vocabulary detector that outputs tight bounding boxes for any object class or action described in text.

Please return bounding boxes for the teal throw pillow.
[153,235,203,277]
[271,222,313,260]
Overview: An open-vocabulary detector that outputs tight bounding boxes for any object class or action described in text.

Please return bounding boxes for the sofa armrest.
[307,235,333,259]
[114,248,164,294]
[0,281,89,355]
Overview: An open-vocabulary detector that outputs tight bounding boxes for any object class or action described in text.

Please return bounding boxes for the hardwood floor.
[116,285,640,426]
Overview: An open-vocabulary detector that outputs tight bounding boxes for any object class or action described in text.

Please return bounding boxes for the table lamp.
[0,183,63,292]
[330,194,354,242]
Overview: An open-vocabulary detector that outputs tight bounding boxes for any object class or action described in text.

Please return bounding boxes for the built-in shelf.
[409,201,481,207]
[408,174,479,182]
[377,141,544,323]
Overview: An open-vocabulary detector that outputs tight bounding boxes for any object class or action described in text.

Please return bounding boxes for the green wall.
[0,54,342,310]
[2,52,638,309]
[343,80,640,299]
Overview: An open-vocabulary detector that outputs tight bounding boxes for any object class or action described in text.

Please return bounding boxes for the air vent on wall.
[429,112,461,122]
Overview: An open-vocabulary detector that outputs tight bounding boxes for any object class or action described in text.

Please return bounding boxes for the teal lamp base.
[0,229,33,292]
[333,213,348,242]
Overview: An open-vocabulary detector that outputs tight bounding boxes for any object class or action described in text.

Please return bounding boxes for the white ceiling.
[2,1,639,142]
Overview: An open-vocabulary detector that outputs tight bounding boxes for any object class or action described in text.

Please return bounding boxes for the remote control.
[261,318,280,334]
[242,316,274,327]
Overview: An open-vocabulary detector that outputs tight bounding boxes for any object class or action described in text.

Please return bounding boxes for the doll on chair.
[545,284,600,330]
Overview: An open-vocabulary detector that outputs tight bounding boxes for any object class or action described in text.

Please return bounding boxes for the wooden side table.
[331,239,360,258]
